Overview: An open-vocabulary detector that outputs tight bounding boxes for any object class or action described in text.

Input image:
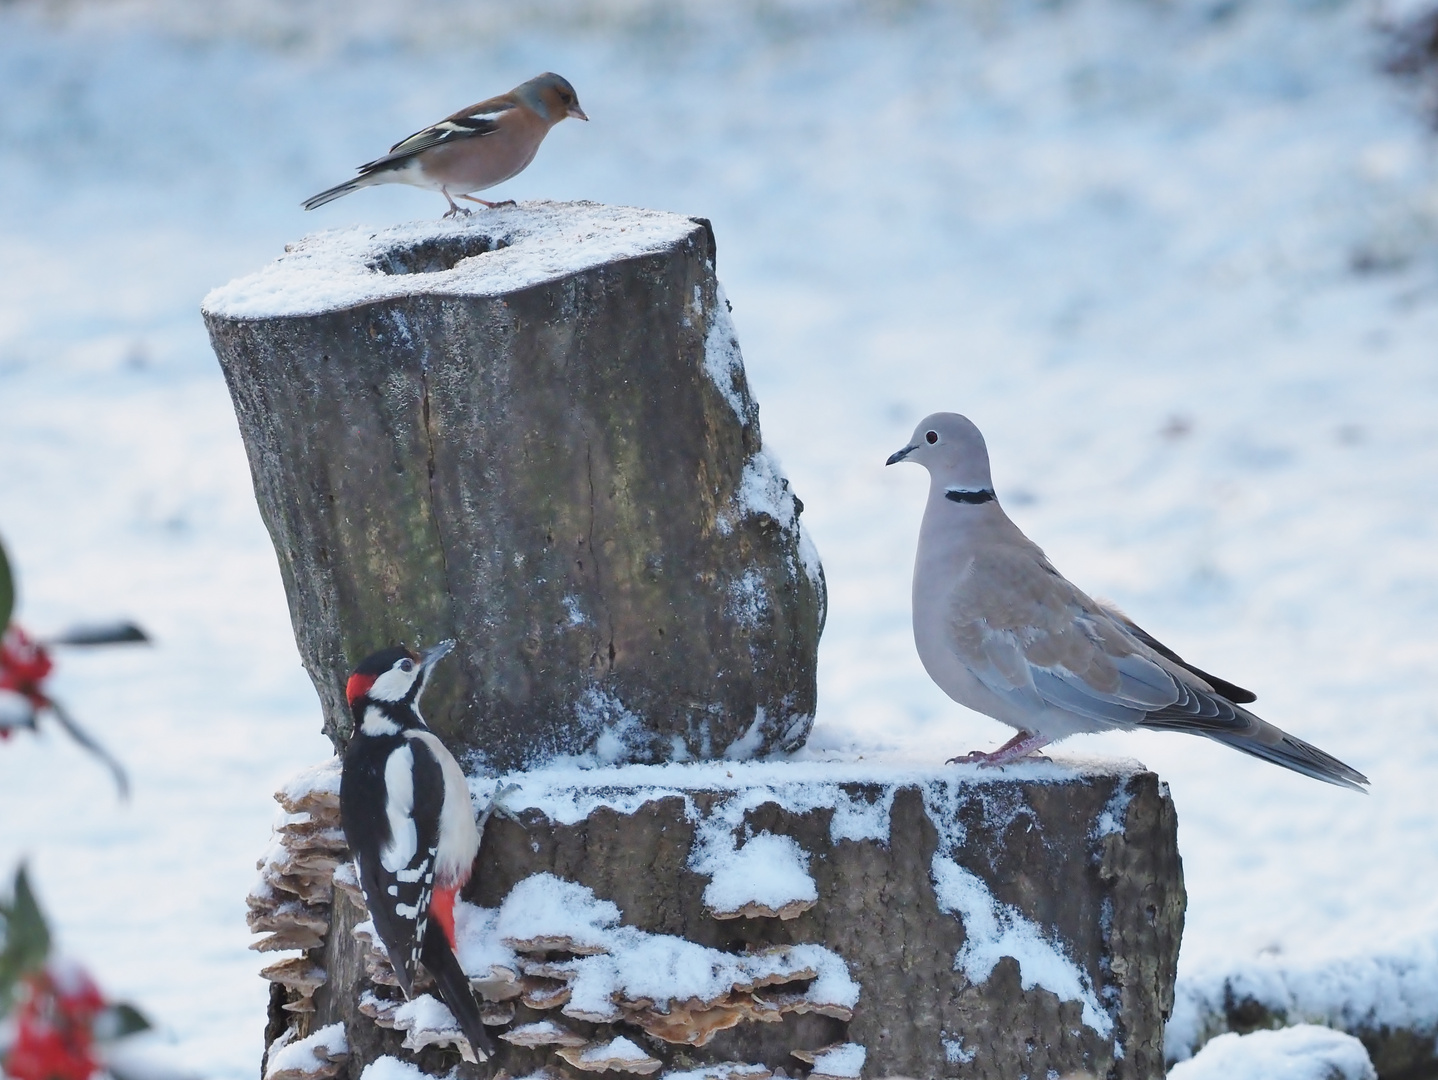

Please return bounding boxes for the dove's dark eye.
[925,430,939,444]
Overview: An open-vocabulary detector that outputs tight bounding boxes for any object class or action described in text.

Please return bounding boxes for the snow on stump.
[201,202,825,771]
[273,758,1183,1080]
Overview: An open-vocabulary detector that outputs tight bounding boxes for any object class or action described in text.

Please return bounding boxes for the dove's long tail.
[1144,703,1368,792]
[1203,719,1369,792]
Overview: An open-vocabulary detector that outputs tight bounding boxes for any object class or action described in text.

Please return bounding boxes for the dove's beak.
[886,443,917,466]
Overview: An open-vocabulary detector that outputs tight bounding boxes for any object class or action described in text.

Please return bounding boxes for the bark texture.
[204,205,824,771]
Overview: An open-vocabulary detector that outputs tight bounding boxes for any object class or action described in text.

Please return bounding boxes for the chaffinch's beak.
[568,103,589,121]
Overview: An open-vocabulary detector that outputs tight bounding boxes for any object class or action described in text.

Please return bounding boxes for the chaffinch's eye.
[925,430,939,444]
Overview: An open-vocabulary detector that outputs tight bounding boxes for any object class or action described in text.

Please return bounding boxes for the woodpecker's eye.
[925,430,939,444]
[399,658,414,673]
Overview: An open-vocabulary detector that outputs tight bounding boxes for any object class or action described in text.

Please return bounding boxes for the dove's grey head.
[886,412,995,494]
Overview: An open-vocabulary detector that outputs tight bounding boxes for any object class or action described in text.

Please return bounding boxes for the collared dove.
[887,412,1368,791]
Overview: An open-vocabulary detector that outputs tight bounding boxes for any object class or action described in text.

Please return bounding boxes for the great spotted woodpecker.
[338,640,494,1060]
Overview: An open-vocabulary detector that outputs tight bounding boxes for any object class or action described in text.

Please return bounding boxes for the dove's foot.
[947,731,1052,767]
[460,195,516,209]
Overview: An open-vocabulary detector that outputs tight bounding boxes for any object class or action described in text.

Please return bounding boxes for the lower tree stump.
[259,758,1184,1080]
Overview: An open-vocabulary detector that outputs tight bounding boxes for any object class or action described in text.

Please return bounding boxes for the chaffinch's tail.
[302,175,377,211]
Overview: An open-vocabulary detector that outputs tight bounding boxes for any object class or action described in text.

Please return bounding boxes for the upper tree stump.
[203,203,825,770]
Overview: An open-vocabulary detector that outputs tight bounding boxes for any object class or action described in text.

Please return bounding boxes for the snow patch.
[495,873,620,953]
[391,994,458,1034]
[453,899,520,978]
[562,595,589,627]
[275,758,341,811]
[941,1034,976,1065]
[736,451,797,532]
[498,757,1128,836]
[203,203,702,319]
[357,1057,429,1080]
[809,1043,865,1078]
[1167,1025,1376,1080]
[263,1023,346,1080]
[459,874,857,1018]
[1167,936,1438,1064]
[721,710,766,762]
[578,1036,651,1064]
[703,286,749,421]
[1093,782,1134,839]
[700,831,817,917]
[726,568,769,631]
[660,1066,770,1080]
[571,687,650,766]
[726,450,823,591]
[932,856,1112,1037]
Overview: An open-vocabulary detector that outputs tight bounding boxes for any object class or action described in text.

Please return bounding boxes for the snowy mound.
[201,201,704,319]
[1167,1025,1376,1080]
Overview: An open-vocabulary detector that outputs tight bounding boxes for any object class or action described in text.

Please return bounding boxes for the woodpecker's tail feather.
[302,176,373,211]
[420,929,495,1060]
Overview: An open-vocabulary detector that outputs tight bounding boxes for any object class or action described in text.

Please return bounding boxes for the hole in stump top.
[201,201,707,320]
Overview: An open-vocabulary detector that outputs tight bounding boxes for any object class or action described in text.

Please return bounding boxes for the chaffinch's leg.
[441,188,471,218]
[460,194,517,209]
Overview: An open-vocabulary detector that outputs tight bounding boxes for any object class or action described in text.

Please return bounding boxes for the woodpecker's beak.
[420,639,456,671]
[886,443,917,466]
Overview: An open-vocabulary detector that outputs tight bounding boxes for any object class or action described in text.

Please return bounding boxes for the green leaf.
[0,865,51,1016]
[94,1002,153,1041]
[0,531,13,630]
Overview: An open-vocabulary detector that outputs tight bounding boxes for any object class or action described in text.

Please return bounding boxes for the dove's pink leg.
[948,731,1052,767]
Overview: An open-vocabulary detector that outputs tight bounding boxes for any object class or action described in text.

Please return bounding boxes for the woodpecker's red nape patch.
[346,672,377,705]
[431,885,458,949]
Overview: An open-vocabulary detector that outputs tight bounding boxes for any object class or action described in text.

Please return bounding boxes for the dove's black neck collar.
[945,487,995,505]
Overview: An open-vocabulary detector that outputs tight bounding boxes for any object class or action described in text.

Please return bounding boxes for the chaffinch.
[303,72,587,216]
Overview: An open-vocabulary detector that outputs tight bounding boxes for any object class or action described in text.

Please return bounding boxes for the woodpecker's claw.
[476,781,522,834]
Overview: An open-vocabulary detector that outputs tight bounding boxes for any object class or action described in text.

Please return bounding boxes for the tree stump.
[252,758,1185,1080]
[203,203,825,771]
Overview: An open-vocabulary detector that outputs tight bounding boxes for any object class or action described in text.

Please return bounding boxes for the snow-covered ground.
[1,0,1436,1075]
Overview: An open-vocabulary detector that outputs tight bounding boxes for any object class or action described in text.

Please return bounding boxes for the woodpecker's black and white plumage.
[338,640,494,1060]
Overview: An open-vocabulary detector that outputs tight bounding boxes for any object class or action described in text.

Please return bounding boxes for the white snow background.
[1,0,1437,1075]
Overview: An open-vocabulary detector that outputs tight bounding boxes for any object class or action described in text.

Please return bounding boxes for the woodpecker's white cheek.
[361,705,400,737]
[380,745,418,873]
[369,666,418,703]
